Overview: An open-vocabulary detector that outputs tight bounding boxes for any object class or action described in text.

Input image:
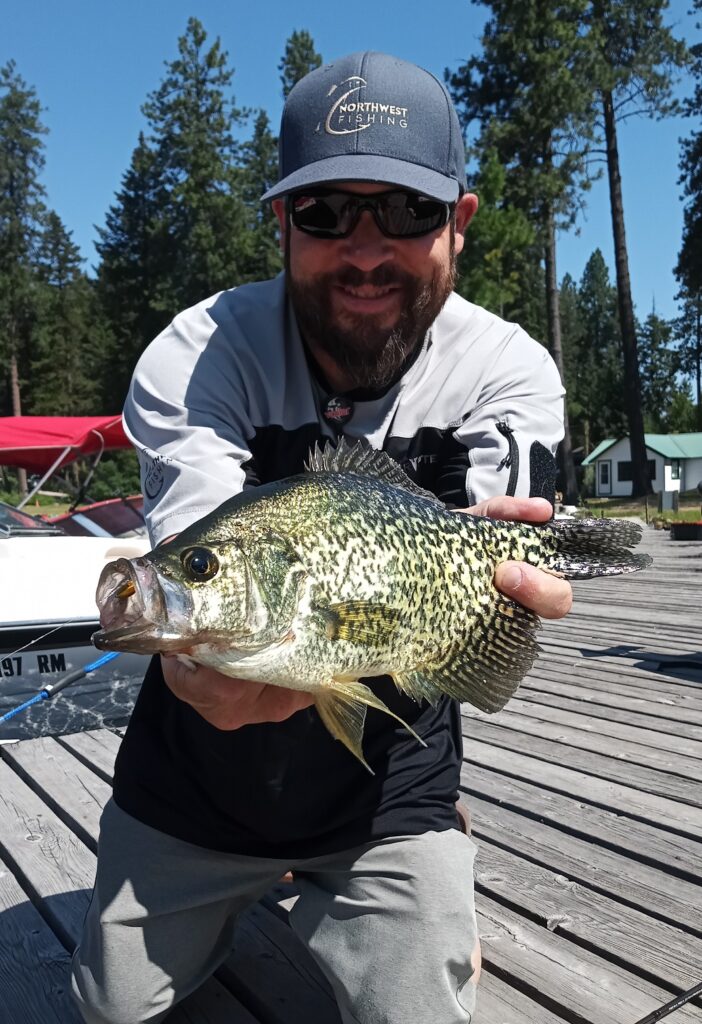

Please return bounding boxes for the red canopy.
[0,416,131,473]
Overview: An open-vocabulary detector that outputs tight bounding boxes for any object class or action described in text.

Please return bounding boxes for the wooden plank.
[474,838,702,989]
[218,900,342,1024]
[2,735,110,851]
[0,852,84,1024]
[461,739,702,839]
[501,698,702,760]
[506,688,702,742]
[460,762,702,880]
[467,793,702,937]
[519,675,702,727]
[477,971,568,1023]
[461,707,702,781]
[0,758,95,950]
[535,650,702,699]
[478,896,702,1024]
[462,718,702,814]
[170,978,264,1024]
[529,660,702,709]
[57,728,121,783]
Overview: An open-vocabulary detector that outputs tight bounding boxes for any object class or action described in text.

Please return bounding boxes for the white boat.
[0,501,150,739]
[0,416,151,740]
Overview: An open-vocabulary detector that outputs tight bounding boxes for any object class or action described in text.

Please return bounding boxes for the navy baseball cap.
[262,51,467,204]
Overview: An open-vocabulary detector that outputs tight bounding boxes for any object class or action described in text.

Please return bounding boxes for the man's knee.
[71,951,171,1024]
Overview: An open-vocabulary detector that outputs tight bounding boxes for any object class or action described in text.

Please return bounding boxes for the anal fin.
[315,678,426,773]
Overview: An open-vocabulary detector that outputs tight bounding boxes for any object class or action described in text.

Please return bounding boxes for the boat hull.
[0,619,148,740]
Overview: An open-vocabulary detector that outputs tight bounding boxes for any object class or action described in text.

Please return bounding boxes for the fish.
[93,440,651,769]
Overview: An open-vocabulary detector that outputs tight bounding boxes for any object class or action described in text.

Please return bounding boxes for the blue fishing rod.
[0,651,121,724]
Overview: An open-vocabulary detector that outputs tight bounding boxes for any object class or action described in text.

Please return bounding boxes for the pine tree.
[676,0,702,428]
[30,212,99,415]
[586,0,687,494]
[674,290,702,428]
[0,61,48,494]
[139,17,249,311]
[95,132,170,408]
[637,309,687,432]
[238,110,282,281]
[566,250,626,455]
[448,0,598,503]
[279,30,322,98]
[456,148,535,319]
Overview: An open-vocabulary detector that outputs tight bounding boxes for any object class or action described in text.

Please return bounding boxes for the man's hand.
[161,654,314,730]
[459,496,573,620]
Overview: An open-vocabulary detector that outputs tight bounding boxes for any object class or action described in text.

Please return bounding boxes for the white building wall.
[683,458,702,493]
[594,441,667,497]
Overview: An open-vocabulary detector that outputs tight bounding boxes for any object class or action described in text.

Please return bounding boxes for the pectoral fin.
[315,678,426,773]
[316,602,403,644]
[393,599,541,713]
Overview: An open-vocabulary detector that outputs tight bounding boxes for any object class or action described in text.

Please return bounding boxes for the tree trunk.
[602,89,651,497]
[9,352,28,498]
[696,293,701,430]
[544,201,579,505]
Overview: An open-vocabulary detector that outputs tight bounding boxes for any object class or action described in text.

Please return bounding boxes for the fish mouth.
[92,556,194,653]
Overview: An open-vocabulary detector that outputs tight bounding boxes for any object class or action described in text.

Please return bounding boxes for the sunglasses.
[287,188,454,240]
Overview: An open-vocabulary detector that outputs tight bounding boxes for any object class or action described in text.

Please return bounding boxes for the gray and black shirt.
[114,273,564,857]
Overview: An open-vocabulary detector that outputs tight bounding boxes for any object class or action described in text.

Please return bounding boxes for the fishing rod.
[633,980,702,1024]
[0,651,121,724]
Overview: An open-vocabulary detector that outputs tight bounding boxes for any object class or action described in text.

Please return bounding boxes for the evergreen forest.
[1,8,701,501]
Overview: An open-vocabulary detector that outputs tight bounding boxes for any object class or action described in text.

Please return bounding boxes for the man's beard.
[286,234,457,391]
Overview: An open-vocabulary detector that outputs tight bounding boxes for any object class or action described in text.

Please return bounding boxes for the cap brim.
[261,154,461,203]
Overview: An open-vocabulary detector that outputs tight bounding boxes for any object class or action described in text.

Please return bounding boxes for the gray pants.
[72,799,479,1024]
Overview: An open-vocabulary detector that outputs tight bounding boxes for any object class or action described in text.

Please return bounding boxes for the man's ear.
[455,192,478,235]
[453,192,478,258]
[272,198,286,252]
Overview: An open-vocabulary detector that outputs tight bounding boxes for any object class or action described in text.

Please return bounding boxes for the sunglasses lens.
[382,193,449,236]
[289,193,351,237]
[289,191,450,239]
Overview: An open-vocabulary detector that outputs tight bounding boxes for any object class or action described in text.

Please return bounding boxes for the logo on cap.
[322,76,409,136]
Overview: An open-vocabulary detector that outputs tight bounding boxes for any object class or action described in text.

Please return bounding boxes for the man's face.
[273,184,477,390]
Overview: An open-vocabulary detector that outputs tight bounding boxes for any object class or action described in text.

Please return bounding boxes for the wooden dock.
[1,522,701,1023]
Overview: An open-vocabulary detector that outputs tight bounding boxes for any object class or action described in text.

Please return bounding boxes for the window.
[617,460,656,482]
[671,459,681,481]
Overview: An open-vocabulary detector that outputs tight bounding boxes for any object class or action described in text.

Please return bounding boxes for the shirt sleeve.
[456,325,565,507]
[123,298,255,547]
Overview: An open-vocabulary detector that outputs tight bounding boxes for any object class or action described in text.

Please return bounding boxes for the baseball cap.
[261,51,467,204]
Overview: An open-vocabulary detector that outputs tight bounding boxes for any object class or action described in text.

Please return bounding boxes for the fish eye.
[181,547,219,581]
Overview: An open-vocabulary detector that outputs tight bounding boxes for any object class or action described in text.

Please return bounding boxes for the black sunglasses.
[287,188,454,240]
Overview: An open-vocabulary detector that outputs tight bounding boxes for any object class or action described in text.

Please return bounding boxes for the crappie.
[93,441,651,768]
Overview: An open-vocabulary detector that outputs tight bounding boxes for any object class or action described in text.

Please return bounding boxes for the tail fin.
[543,517,652,579]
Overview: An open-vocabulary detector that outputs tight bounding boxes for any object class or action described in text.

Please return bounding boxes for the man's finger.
[495,561,573,619]
[460,496,554,523]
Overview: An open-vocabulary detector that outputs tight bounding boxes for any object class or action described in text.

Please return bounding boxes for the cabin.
[582,432,702,498]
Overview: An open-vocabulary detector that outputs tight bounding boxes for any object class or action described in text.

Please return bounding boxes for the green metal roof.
[582,433,702,465]
[582,439,616,465]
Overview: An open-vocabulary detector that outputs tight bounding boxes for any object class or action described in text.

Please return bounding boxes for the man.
[72,51,569,1023]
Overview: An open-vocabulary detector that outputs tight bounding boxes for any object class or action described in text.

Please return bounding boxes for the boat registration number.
[1,653,67,677]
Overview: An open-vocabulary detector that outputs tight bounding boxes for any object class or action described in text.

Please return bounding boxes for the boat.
[0,416,150,740]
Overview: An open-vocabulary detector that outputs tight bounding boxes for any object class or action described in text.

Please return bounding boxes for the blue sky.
[3,0,699,322]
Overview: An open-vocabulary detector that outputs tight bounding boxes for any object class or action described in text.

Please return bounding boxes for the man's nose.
[338,210,394,272]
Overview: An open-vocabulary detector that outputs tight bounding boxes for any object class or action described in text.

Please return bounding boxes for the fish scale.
[93,439,651,770]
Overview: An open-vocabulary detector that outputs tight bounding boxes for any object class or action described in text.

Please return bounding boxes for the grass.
[581,491,702,525]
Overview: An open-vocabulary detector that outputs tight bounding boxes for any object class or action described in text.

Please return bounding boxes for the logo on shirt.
[322,396,354,427]
[142,452,170,500]
[321,77,409,135]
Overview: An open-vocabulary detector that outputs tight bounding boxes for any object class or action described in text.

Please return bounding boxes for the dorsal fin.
[305,438,443,506]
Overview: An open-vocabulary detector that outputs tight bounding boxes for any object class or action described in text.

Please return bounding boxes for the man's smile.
[333,282,402,315]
